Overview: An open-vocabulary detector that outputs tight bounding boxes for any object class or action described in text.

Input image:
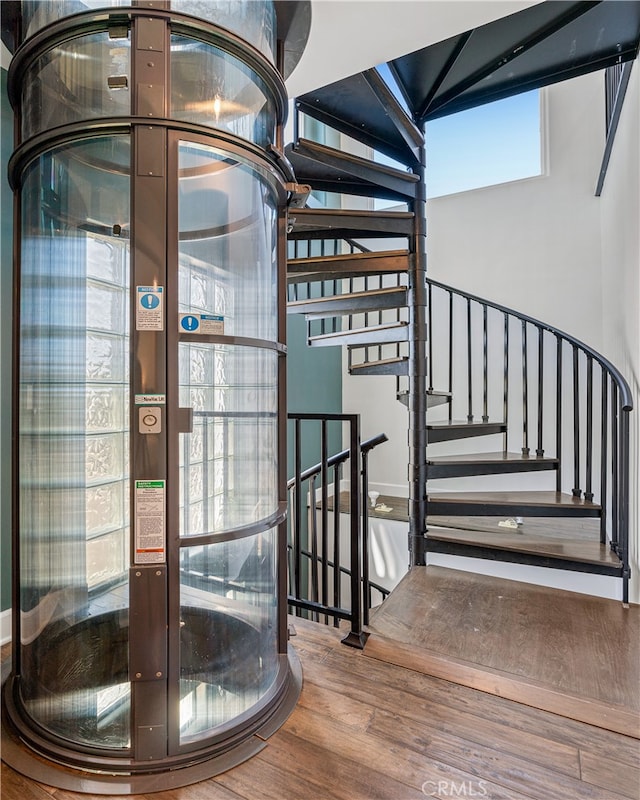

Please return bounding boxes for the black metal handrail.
[425,277,632,603]
[286,236,632,602]
[287,414,389,646]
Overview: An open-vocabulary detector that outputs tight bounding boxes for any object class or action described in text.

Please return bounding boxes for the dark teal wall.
[1,69,12,612]
[286,313,343,475]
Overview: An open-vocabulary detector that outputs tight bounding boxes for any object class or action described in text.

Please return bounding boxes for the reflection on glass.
[179,345,278,536]
[171,0,276,61]
[178,141,278,341]
[171,36,276,146]
[22,1,131,39]
[18,137,131,748]
[179,531,278,742]
[22,32,131,140]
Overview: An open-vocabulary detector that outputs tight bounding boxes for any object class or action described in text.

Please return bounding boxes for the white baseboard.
[1,608,11,646]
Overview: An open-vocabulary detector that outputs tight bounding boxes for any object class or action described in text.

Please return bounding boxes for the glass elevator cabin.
[2,1,309,791]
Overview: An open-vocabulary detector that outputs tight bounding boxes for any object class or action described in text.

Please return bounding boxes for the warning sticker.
[179,313,224,335]
[136,286,164,331]
[135,479,165,564]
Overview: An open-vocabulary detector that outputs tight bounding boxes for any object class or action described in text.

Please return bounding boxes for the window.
[425,90,542,198]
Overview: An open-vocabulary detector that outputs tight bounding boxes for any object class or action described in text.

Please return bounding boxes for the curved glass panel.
[178,142,278,341]
[179,529,278,742]
[18,137,131,748]
[22,1,130,40]
[171,36,276,147]
[22,32,131,140]
[171,0,275,62]
[23,1,275,62]
[179,345,278,536]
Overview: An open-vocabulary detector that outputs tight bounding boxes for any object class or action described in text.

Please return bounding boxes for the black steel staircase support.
[408,143,429,567]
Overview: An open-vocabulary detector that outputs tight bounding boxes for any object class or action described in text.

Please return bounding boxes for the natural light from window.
[424,90,542,198]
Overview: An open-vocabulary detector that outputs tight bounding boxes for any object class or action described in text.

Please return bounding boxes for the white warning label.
[135,479,165,564]
[136,286,164,331]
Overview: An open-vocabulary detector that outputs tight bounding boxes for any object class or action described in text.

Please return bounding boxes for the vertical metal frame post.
[129,12,170,763]
[407,139,428,567]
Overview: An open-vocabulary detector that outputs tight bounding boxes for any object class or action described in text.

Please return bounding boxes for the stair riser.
[310,326,408,347]
[426,500,601,517]
[289,290,407,319]
[288,209,415,239]
[424,540,622,575]
[287,140,419,201]
[427,462,559,479]
[428,424,507,443]
[350,361,409,376]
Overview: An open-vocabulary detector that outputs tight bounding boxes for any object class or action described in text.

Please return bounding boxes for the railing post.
[361,447,371,625]
[343,415,368,648]
[619,409,631,606]
[521,321,530,455]
[572,345,581,497]
[536,326,544,457]
[407,139,428,568]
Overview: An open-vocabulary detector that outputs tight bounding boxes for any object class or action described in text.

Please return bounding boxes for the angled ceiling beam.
[415,29,474,122]
[417,0,599,123]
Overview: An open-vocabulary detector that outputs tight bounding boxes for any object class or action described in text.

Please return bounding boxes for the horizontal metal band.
[7,8,287,124]
[8,118,291,192]
[177,333,286,353]
[178,503,288,548]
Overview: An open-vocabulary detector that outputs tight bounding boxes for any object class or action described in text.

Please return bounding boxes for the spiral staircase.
[284,1,639,605]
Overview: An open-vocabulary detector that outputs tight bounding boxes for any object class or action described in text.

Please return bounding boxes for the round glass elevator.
[2,2,309,792]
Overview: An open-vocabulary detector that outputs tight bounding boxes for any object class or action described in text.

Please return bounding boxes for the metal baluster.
[320,239,326,336]
[309,473,319,621]
[556,336,563,492]
[503,313,509,450]
[332,464,341,627]
[610,382,619,551]
[537,327,544,457]
[345,415,364,648]
[448,291,454,422]
[428,282,433,392]
[467,297,473,421]
[287,485,295,597]
[320,420,329,624]
[572,345,581,497]
[521,321,529,455]
[361,447,371,625]
[584,356,594,501]
[620,405,631,605]
[482,305,488,422]
[294,417,302,612]
[600,373,609,544]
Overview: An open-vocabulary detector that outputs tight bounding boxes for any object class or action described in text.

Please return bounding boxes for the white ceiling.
[285,0,541,96]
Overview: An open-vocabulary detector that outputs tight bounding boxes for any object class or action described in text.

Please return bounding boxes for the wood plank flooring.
[2,615,639,800]
[330,492,619,567]
[365,566,640,737]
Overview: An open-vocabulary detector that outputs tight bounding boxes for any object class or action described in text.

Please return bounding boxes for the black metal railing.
[286,239,633,602]
[287,412,389,647]
[425,278,633,602]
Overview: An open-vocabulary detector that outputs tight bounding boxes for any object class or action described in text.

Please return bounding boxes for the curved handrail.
[426,277,633,412]
[287,432,388,488]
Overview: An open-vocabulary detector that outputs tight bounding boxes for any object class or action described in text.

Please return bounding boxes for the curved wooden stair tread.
[363,567,640,738]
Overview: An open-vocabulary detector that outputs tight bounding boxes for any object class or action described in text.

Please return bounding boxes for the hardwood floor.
[2,612,639,800]
[365,566,640,737]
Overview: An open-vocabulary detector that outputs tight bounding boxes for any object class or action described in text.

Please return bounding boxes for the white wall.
[598,66,640,606]
[342,70,640,603]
